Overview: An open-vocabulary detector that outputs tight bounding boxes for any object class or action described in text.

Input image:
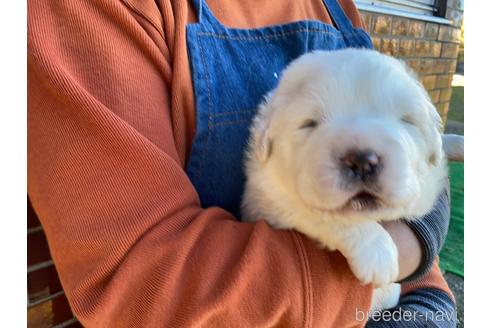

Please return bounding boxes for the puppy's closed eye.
[299,119,318,130]
[401,115,417,126]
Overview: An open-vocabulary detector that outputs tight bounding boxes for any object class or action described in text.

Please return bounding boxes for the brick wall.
[359,0,464,124]
[28,198,81,328]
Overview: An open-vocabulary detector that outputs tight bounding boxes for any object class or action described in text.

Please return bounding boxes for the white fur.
[241,49,449,312]
[370,283,402,317]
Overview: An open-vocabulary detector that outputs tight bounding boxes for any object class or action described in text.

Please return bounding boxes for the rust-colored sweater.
[27,0,452,327]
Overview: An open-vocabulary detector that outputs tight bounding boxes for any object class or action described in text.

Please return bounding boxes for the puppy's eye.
[401,115,416,126]
[299,119,318,129]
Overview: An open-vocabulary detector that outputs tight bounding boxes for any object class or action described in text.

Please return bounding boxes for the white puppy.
[241,48,449,312]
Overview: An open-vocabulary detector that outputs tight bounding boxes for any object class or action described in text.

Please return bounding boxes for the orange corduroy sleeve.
[401,259,454,302]
[28,0,373,327]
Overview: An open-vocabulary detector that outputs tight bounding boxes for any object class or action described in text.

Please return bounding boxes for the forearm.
[404,186,450,281]
[383,185,450,282]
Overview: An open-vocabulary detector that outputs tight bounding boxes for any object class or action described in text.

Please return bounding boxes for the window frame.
[355,0,451,24]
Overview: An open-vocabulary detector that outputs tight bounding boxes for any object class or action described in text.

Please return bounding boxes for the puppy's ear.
[252,117,273,163]
[248,55,315,163]
[424,100,444,166]
[402,60,444,166]
[250,95,275,163]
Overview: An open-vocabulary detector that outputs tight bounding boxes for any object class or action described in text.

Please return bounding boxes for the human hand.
[381,220,422,282]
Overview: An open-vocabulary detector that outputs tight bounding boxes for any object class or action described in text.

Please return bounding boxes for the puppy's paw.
[370,283,401,315]
[346,230,399,287]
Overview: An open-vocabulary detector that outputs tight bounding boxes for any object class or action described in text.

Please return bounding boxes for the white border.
[1,0,27,326]
[465,1,491,327]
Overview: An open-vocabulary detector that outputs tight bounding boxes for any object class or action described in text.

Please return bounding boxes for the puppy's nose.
[341,150,380,181]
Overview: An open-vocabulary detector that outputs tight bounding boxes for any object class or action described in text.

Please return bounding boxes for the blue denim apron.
[186,0,373,218]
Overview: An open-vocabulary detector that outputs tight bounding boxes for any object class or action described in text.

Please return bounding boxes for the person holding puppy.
[28,0,456,327]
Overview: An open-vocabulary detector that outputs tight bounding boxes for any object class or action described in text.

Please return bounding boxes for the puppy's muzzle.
[340,150,380,182]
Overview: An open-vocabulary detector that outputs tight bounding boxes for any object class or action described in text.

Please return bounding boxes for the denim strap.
[322,0,356,33]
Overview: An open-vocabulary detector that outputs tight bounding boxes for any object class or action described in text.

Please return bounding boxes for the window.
[355,0,449,23]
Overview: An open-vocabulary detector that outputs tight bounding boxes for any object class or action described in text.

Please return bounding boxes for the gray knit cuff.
[365,288,457,328]
[401,181,450,283]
